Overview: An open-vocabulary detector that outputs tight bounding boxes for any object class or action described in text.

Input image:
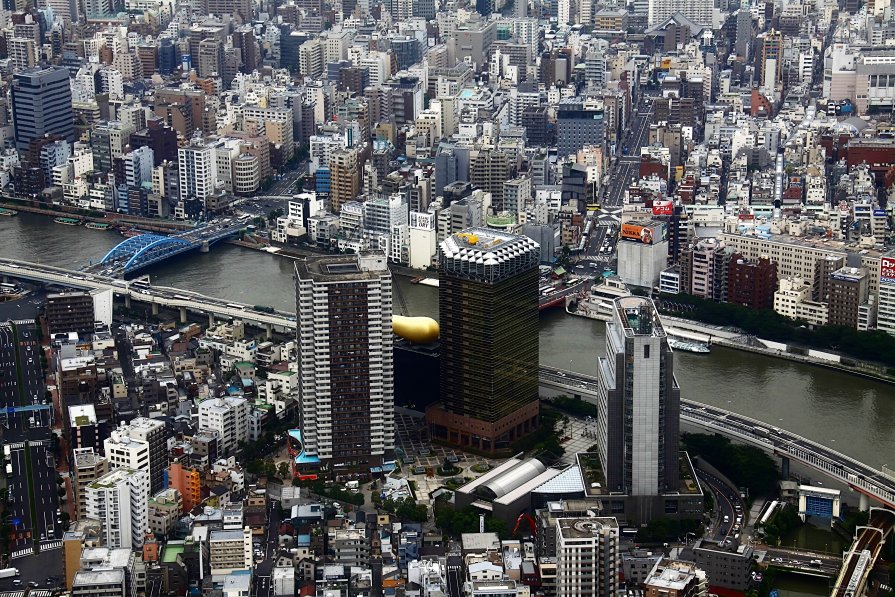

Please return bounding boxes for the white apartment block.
[556,517,620,597]
[294,253,395,468]
[104,431,149,478]
[209,527,253,575]
[85,467,149,549]
[198,396,249,456]
[178,143,216,202]
[773,276,829,327]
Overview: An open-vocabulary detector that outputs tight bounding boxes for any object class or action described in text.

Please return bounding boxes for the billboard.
[882,257,895,284]
[874,209,887,217]
[621,222,665,244]
[652,200,673,216]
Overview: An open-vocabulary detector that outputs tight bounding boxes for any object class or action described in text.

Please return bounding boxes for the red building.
[727,254,777,309]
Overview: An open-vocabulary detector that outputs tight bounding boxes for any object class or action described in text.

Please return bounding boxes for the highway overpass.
[0,258,295,334]
[538,365,895,510]
[5,256,894,509]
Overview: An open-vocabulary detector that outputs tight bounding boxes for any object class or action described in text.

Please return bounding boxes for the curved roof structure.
[476,458,547,500]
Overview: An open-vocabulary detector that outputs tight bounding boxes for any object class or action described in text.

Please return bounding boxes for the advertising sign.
[873,209,887,217]
[652,200,674,216]
[621,223,659,244]
[881,257,895,284]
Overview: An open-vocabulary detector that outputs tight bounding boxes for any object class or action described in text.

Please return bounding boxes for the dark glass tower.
[11,66,74,153]
[427,228,540,453]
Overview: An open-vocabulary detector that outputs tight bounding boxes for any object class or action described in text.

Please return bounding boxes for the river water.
[5,212,895,469]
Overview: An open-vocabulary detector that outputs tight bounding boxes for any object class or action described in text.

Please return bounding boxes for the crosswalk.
[9,540,62,560]
[9,547,32,559]
[5,442,24,450]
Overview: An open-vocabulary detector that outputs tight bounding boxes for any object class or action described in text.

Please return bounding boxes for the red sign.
[882,257,895,284]
[652,200,673,216]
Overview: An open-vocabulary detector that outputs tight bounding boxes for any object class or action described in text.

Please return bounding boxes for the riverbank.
[0,198,191,232]
[661,315,895,386]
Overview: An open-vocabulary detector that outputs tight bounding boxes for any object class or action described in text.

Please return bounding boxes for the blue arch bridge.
[85,222,243,277]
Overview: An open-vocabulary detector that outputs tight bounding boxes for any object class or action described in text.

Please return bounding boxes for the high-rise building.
[85,467,149,549]
[758,29,783,89]
[198,396,248,456]
[11,66,74,153]
[427,228,540,453]
[649,0,712,26]
[294,253,395,472]
[555,517,620,597]
[107,418,168,493]
[46,291,95,336]
[877,257,895,335]
[209,528,253,575]
[329,147,360,213]
[556,98,604,159]
[827,266,870,328]
[597,297,680,496]
[178,142,216,203]
[73,448,109,521]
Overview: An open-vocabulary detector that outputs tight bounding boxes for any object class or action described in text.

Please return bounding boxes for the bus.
[173,295,190,301]
[226,303,246,310]
[586,203,602,212]
[0,282,18,294]
[131,280,150,290]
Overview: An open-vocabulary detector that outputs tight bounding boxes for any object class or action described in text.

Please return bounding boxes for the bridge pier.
[179,307,187,324]
[151,303,159,316]
[124,295,131,309]
[265,323,273,339]
[859,493,870,511]
[199,241,210,253]
[208,313,214,327]
[781,456,790,479]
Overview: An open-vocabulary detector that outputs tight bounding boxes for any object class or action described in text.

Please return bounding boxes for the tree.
[277,462,291,480]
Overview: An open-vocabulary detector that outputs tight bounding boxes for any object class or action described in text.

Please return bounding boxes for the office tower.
[427,229,540,453]
[46,291,95,336]
[759,29,783,89]
[294,253,394,472]
[827,267,870,328]
[11,67,74,153]
[329,147,360,213]
[556,98,605,159]
[73,448,109,521]
[598,297,680,495]
[555,517,620,597]
[85,467,149,549]
[198,396,248,456]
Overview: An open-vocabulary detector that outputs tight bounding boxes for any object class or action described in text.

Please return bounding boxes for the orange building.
[167,462,202,513]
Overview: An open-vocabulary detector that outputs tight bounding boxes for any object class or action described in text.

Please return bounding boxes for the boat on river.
[668,338,711,353]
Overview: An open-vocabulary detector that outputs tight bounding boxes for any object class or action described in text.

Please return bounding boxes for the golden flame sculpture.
[392,315,440,344]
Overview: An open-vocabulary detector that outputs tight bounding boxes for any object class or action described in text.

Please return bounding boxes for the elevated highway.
[537,365,895,510]
[4,257,894,508]
[0,258,294,334]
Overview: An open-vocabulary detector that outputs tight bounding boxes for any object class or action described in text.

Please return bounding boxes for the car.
[29,581,39,588]
[12,580,21,586]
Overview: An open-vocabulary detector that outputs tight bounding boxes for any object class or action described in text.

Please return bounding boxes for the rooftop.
[615,296,667,338]
[557,517,618,539]
[645,559,704,590]
[295,252,389,282]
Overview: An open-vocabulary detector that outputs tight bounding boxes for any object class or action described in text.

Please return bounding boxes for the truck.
[253,305,275,313]
[5,463,11,475]
[0,568,20,579]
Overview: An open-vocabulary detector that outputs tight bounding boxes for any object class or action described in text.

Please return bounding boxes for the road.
[252,497,283,597]
[696,469,745,543]
[1,322,63,589]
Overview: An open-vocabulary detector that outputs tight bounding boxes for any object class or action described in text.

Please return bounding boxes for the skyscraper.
[597,296,680,496]
[427,228,540,453]
[11,67,74,153]
[295,253,395,473]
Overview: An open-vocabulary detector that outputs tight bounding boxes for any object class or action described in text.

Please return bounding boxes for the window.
[644,345,650,359]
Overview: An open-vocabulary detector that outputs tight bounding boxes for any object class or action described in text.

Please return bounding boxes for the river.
[5,212,895,470]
